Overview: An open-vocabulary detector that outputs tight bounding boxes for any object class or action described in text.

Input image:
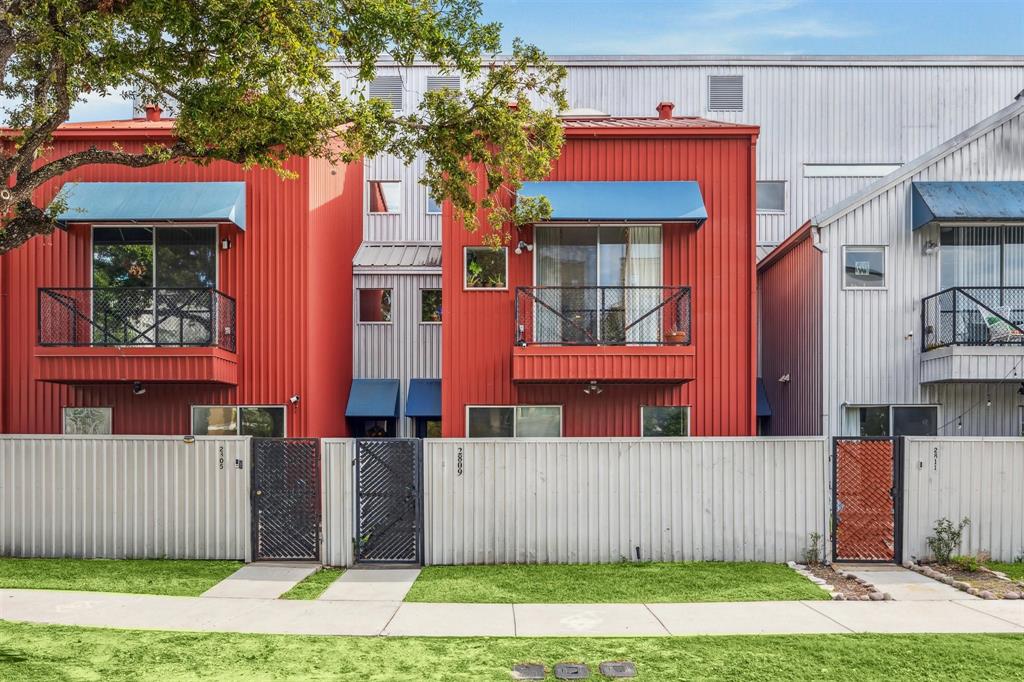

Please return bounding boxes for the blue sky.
[62,0,1024,121]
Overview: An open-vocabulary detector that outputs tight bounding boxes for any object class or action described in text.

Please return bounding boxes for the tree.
[0,0,567,253]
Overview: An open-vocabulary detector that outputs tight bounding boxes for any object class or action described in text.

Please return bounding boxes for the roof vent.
[369,75,404,111]
[708,75,743,111]
[656,101,675,119]
[143,103,162,121]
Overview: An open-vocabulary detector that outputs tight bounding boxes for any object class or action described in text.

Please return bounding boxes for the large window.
[192,406,286,437]
[641,406,690,437]
[358,288,393,323]
[93,226,216,289]
[940,226,1024,288]
[843,245,886,289]
[466,405,562,438]
[62,407,112,434]
[856,405,937,437]
[464,246,507,289]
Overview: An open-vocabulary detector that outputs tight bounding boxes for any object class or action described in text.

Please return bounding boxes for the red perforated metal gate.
[832,437,903,563]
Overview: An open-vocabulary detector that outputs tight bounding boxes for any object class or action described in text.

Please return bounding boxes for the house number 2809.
[457,447,464,477]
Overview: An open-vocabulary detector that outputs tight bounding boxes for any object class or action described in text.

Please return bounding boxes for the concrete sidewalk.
[2,589,1023,637]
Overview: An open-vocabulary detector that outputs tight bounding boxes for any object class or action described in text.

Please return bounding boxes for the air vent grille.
[369,76,404,110]
[427,75,461,91]
[708,75,743,111]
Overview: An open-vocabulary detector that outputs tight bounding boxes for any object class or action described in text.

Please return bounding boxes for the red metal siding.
[0,135,359,437]
[442,132,758,437]
[757,226,822,435]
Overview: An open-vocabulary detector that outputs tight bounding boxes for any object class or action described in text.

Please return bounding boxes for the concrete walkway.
[201,562,320,599]
[834,564,973,601]
[319,568,420,602]
[2,589,1022,637]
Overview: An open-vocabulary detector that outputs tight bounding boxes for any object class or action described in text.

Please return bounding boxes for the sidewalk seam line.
[512,603,519,637]
[798,600,856,633]
[643,603,671,635]
[379,602,402,636]
[949,599,1024,630]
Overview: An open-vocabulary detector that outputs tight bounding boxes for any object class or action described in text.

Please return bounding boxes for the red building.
[0,109,361,437]
[441,104,760,437]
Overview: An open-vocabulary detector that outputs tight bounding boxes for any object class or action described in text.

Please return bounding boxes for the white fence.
[903,437,1024,563]
[321,438,355,566]
[0,435,251,560]
[423,438,830,565]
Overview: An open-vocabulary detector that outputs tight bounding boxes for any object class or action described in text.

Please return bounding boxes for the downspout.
[749,135,759,436]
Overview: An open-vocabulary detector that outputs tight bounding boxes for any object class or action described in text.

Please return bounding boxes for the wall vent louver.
[708,75,743,112]
[369,76,404,110]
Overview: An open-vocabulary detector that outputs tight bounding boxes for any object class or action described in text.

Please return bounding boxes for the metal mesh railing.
[38,287,236,351]
[515,286,691,346]
[922,287,1024,350]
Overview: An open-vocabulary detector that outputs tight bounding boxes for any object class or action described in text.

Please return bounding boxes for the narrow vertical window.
[420,289,442,323]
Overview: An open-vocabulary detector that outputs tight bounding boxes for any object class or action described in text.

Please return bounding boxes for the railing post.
[952,288,959,344]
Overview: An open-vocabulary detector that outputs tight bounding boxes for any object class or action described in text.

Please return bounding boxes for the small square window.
[62,407,112,434]
[369,181,401,214]
[192,406,238,436]
[359,288,392,323]
[857,406,890,436]
[844,246,886,289]
[467,406,514,438]
[240,406,286,437]
[641,406,690,437]
[516,406,562,437]
[756,181,786,212]
[421,289,442,323]
[465,246,507,289]
[426,193,441,215]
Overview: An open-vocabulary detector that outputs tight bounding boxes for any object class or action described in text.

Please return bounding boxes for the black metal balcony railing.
[921,286,1024,351]
[38,287,236,352]
[515,286,691,346]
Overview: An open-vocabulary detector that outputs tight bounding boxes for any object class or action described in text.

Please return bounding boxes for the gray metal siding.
[336,62,1024,249]
[820,110,1024,436]
[0,436,250,560]
[903,437,1024,562]
[322,438,355,566]
[353,273,442,436]
[423,438,829,565]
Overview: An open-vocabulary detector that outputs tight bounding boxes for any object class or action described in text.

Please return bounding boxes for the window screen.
[369,76,403,110]
[756,182,786,212]
[708,75,743,111]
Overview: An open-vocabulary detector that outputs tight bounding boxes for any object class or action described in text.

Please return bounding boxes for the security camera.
[289,394,300,405]
[132,381,146,396]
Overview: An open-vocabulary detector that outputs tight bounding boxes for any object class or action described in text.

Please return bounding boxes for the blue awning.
[517,181,707,227]
[54,182,247,230]
[405,379,441,418]
[345,379,400,418]
[911,181,1024,231]
[756,378,772,418]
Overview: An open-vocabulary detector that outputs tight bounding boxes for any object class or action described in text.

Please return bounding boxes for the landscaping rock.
[979,591,997,600]
[858,594,871,601]
[952,581,970,591]
[1003,592,1020,600]
[940,576,955,585]
[868,592,885,601]
[967,588,981,597]
[832,593,846,600]
[883,593,893,601]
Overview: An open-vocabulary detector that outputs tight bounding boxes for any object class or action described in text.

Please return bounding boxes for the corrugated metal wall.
[757,228,823,435]
[353,272,442,436]
[423,438,829,565]
[321,438,355,566]
[903,437,1024,562]
[821,108,1024,436]
[0,435,250,560]
[335,60,1024,249]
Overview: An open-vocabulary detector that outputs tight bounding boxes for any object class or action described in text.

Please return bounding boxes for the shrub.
[950,554,980,573]
[802,532,823,566]
[926,517,970,565]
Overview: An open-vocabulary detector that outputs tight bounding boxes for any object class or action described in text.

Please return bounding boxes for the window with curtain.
[534,225,662,343]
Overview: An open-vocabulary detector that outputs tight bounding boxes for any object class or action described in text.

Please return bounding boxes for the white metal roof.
[353,242,441,272]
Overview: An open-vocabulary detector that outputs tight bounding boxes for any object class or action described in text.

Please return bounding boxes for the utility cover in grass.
[511,663,545,680]
[599,661,637,678]
[404,562,828,603]
[554,663,589,679]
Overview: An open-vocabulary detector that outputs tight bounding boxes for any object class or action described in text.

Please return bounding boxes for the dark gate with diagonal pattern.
[832,437,903,563]
[355,438,422,564]
[251,438,321,561]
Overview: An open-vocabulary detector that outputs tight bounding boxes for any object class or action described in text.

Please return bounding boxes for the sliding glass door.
[534,225,662,344]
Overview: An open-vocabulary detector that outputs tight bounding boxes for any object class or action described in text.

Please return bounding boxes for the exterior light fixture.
[583,381,602,395]
[132,381,146,396]
[221,237,232,250]
[514,240,533,255]
[289,394,300,405]
[778,373,791,383]
[922,240,939,255]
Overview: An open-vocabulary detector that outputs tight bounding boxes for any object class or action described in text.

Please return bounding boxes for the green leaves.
[0,0,566,253]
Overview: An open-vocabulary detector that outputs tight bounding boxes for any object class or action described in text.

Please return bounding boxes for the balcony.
[34,287,238,385]
[920,287,1024,383]
[512,286,695,383]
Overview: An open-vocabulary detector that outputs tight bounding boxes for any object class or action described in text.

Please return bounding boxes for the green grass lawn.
[280,568,345,600]
[986,561,1024,581]
[404,562,827,603]
[0,558,243,597]
[1,621,1021,681]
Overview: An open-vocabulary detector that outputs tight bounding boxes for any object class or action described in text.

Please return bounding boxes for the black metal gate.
[832,436,904,563]
[355,438,422,564]
[251,438,321,561]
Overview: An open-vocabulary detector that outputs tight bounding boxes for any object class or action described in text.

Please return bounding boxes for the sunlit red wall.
[0,131,362,436]
[441,129,759,437]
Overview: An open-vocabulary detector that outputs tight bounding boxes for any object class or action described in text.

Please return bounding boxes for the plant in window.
[466,248,506,289]
[466,259,484,288]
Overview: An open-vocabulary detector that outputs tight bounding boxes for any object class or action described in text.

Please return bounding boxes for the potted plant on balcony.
[664,328,688,344]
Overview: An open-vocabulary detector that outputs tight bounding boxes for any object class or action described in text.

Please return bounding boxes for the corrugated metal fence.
[0,435,250,560]
[903,437,1024,563]
[322,438,355,566]
[423,438,830,565]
